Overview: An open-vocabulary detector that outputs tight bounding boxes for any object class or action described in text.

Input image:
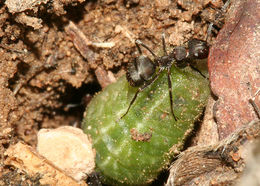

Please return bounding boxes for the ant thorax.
[155,55,175,69]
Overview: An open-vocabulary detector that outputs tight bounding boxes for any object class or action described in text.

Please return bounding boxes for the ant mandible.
[121,34,209,120]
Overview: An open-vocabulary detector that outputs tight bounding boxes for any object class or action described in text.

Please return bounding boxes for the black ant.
[121,34,209,120]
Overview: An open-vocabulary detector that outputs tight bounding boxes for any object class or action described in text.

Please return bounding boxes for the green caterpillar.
[82,64,209,185]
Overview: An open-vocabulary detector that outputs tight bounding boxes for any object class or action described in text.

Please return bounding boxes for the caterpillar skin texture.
[82,65,209,185]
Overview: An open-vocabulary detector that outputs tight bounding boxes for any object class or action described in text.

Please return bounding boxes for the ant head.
[126,56,156,87]
[188,39,209,59]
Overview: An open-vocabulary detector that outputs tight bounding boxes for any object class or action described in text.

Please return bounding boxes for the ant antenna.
[135,40,157,58]
[162,33,167,55]
[206,0,231,41]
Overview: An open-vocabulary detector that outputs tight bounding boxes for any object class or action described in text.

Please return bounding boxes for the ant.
[120,34,209,120]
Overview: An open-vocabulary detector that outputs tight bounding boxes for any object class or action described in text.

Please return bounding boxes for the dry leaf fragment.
[166,119,260,186]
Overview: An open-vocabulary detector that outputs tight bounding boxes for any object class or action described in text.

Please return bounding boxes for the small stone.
[37,126,95,181]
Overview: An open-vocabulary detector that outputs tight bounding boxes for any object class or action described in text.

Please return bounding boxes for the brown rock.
[208,0,260,139]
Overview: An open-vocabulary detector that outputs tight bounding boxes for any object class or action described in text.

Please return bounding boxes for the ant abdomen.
[126,56,156,87]
[188,39,209,59]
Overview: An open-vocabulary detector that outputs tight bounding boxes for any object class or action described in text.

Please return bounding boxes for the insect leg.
[206,0,230,41]
[135,40,157,58]
[135,40,143,55]
[121,69,163,119]
[189,64,207,79]
[161,33,167,55]
[167,67,178,121]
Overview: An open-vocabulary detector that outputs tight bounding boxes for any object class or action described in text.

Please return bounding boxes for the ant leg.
[161,33,167,55]
[135,41,143,55]
[249,89,260,119]
[189,64,207,79]
[120,90,140,119]
[206,0,230,41]
[249,99,260,119]
[120,69,163,119]
[167,67,178,121]
[136,40,157,58]
[206,23,214,42]
[221,0,231,13]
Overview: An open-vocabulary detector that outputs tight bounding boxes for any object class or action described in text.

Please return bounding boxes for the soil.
[0,0,223,184]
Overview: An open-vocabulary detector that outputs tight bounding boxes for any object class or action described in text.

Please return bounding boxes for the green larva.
[82,64,209,185]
